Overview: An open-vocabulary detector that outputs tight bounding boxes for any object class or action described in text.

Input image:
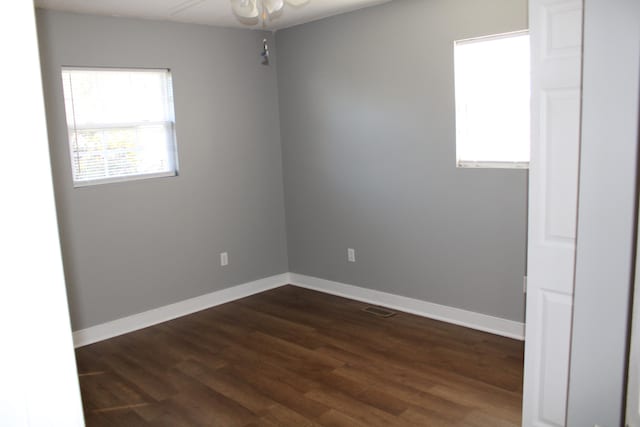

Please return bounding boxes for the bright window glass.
[454,32,530,168]
[61,68,178,187]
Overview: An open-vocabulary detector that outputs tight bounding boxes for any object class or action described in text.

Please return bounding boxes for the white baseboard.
[287,273,525,340]
[72,273,289,348]
[73,272,524,347]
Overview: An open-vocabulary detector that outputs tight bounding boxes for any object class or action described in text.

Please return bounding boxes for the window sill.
[73,170,177,188]
[457,161,529,170]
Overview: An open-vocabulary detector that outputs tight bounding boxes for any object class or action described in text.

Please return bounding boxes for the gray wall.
[38,0,530,331]
[36,10,288,331]
[566,0,640,424]
[276,0,528,321]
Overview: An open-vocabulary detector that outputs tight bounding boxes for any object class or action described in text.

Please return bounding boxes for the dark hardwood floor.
[75,285,524,426]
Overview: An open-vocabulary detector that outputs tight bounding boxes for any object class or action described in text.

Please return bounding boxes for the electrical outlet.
[347,248,356,263]
[220,252,229,266]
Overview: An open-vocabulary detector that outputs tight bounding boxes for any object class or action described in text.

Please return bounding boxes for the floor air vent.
[362,306,397,318]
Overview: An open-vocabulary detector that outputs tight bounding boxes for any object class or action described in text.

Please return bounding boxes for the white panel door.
[522,0,583,426]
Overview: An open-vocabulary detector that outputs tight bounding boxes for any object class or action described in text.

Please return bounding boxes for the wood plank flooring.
[75,285,524,426]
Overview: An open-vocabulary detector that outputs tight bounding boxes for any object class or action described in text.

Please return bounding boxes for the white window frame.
[453,30,530,170]
[61,66,179,187]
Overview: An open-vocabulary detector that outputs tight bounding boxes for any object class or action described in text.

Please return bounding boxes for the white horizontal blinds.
[454,32,530,167]
[61,68,177,185]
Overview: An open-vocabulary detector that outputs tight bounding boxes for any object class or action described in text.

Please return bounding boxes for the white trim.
[72,273,288,347]
[287,273,525,340]
[73,272,524,347]
[61,66,171,73]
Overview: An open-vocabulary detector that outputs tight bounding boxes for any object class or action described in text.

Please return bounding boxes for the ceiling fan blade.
[230,0,259,19]
[263,0,284,15]
[285,0,310,6]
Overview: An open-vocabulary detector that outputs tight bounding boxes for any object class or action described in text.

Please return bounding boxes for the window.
[454,31,530,168]
[61,68,178,187]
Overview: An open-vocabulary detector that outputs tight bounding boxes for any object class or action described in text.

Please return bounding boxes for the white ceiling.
[34,0,392,31]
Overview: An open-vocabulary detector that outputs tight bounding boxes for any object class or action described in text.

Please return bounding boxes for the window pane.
[454,32,530,167]
[61,68,178,186]
[69,125,174,183]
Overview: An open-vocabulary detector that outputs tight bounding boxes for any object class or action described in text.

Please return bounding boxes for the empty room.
[2,0,639,426]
